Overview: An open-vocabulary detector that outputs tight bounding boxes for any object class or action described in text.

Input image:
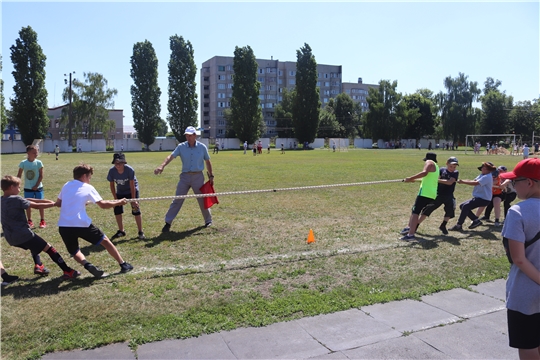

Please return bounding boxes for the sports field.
[0,148,516,359]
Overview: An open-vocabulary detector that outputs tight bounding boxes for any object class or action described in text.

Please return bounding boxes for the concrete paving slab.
[295,308,402,351]
[221,320,329,359]
[469,279,506,301]
[308,350,349,359]
[137,333,236,359]
[41,343,134,360]
[360,299,460,333]
[421,287,505,318]
[414,310,515,359]
[341,334,451,359]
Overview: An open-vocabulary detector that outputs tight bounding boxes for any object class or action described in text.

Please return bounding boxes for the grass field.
[0,148,519,359]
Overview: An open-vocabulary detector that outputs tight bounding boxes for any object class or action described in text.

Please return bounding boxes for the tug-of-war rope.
[125,178,404,203]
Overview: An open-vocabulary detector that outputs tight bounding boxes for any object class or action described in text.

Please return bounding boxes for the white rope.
[126,178,405,202]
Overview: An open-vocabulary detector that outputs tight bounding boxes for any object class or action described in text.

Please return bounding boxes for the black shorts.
[59,224,105,256]
[114,191,141,216]
[507,309,540,349]
[411,196,435,215]
[14,234,48,254]
[421,195,455,218]
[492,193,505,200]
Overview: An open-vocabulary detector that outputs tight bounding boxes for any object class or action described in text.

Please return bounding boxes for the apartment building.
[342,78,379,113]
[201,56,342,139]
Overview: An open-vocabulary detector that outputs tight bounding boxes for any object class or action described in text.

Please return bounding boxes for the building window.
[204,103,209,107]
[218,102,225,108]
[345,89,351,94]
[266,85,274,91]
[279,88,283,93]
[278,79,282,84]
[204,85,209,90]
[259,95,265,100]
[289,79,295,85]
[227,83,233,89]
[324,73,329,78]
[204,94,209,99]
[203,77,209,81]
[218,120,225,126]
[218,65,225,71]
[278,96,282,101]
[324,82,330,86]
[204,120,210,125]
[217,111,224,116]
[218,75,225,80]
[258,77,265,82]
[259,68,264,74]
[218,129,224,135]
[324,98,328,103]
[289,70,295,76]
[261,103,265,108]
[316,81,321,86]
[218,93,225,98]
[323,90,330,95]
[203,111,209,116]
[218,84,225,89]
[278,70,283,76]
[228,74,234,80]
[227,65,232,71]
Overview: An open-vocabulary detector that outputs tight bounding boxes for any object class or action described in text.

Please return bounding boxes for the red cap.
[500,158,540,180]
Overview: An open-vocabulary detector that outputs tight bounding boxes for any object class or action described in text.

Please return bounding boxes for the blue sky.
[2,1,538,127]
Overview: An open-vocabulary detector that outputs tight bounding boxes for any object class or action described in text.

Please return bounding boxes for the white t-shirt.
[58,180,102,227]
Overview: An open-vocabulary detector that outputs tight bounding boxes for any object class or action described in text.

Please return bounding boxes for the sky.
[2,1,539,128]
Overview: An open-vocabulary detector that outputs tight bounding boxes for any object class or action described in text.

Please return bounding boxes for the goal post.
[464,134,516,155]
[329,138,349,152]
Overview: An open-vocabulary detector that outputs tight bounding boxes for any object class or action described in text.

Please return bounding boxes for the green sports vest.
[418,162,439,199]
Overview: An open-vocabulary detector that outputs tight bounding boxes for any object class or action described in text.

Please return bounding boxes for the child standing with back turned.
[500,158,540,359]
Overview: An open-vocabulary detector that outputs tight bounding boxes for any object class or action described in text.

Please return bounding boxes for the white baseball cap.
[184,126,197,135]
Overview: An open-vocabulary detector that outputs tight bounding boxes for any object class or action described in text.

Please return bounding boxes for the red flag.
[199,181,219,209]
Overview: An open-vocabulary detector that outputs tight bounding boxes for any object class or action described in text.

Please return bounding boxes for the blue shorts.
[24,187,44,199]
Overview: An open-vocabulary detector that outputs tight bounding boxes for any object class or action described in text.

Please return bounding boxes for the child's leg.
[26,207,32,222]
[115,214,124,231]
[40,241,71,272]
[100,237,125,264]
[518,348,540,360]
[135,214,143,232]
[39,207,45,221]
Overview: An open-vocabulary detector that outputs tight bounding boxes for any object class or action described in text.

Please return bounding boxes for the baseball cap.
[497,165,507,171]
[500,158,540,180]
[477,162,496,171]
[447,157,459,165]
[423,152,437,163]
[112,153,126,164]
[184,126,197,135]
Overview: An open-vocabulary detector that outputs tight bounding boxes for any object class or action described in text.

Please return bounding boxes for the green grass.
[0,148,516,359]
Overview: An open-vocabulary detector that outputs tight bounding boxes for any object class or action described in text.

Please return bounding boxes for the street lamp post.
[64,72,75,146]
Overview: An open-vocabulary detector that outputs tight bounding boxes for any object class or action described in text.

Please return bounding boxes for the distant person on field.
[17,145,46,229]
[107,153,145,241]
[281,143,285,154]
[400,152,439,241]
[154,126,214,232]
[54,145,60,160]
[243,141,248,155]
[416,156,459,235]
[267,142,271,154]
[499,158,540,360]
[523,144,530,159]
[55,164,134,277]
[1,175,80,279]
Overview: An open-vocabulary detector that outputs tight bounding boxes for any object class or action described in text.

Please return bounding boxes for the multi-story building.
[342,78,379,113]
[201,56,342,139]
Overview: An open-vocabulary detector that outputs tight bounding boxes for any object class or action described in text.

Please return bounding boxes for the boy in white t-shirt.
[55,164,133,277]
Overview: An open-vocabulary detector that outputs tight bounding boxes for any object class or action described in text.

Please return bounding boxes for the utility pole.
[64,72,75,146]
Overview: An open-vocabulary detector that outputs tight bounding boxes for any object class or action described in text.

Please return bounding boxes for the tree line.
[2,26,539,147]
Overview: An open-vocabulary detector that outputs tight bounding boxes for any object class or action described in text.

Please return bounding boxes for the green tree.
[229,45,262,144]
[440,72,481,144]
[333,93,355,138]
[508,100,539,140]
[9,26,49,145]
[0,55,7,133]
[274,87,295,137]
[167,35,198,141]
[131,40,161,148]
[479,77,513,136]
[317,98,343,138]
[292,43,320,143]
[157,118,168,137]
[403,91,436,140]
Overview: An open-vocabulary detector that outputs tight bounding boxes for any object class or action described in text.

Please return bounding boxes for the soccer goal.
[329,138,349,152]
[464,134,516,155]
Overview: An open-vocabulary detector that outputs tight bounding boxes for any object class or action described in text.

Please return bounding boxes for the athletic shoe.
[205,222,212,228]
[400,234,416,241]
[120,262,133,273]
[400,227,410,235]
[138,231,146,240]
[479,216,489,221]
[449,224,462,231]
[85,263,105,278]
[39,219,46,228]
[469,219,483,229]
[34,264,50,276]
[162,223,171,233]
[1,274,19,286]
[62,269,81,280]
[494,221,501,227]
[439,223,449,235]
[110,230,126,241]
[28,219,34,228]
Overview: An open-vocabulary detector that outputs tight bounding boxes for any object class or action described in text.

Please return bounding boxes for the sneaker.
[34,264,50,276]
[85,263,105,278]
[162,223,171,233]
[479,216,489,221]
[400,227,410,235]
[110,230,126,241]
[449,224,462,231]
[138,231,146,240]
[39,219,46,228]
[494,221,501,227]
[400,234,416,241]
[1,274,19,286]
[62,269,81,280]
[120,262,133,273]
[205,222,212,228]
[28,219,34,228]
[439,223,449,235]
[469,219,483,229]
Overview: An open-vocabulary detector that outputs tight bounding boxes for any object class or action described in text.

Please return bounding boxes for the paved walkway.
[43,279,515,359]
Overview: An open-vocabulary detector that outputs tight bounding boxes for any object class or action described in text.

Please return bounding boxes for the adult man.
[154,126,214,232]
[417,156,459,235]
[400,152,439,241]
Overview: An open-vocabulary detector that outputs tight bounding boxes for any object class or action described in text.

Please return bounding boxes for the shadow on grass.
[143,225,208,248]
[408,227,501,250]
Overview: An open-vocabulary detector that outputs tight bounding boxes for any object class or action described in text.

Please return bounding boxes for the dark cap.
[477,162,496,171]
[447,156,459,165]
[112,153,126,164]
[423,152,437,163]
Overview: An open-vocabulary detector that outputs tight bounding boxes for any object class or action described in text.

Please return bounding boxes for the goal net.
[329,138,349,152]
[464,134,516,155]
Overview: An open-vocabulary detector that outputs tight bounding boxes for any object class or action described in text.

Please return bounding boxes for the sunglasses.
[512,178,539,186]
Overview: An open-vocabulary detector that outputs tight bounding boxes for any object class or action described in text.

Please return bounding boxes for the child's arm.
[109,181,117,199]
[54,198,62,207]
[27,198,56,209]
[457,179,479,186]
[509,239,540,285]
[32,168,44,191]
[16,168,23,179]
[96,198,128,210]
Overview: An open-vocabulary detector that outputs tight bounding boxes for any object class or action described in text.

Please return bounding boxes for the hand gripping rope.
[125,179,405,203]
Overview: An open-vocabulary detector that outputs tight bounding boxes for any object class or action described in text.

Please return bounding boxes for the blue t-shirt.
[107,164,139,194]
[472,173,493,201]
[171,141,210,173]
[18,159,43,189]
[437,167,459,196]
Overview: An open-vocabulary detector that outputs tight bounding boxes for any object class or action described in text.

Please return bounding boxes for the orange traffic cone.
[307,229,315,244]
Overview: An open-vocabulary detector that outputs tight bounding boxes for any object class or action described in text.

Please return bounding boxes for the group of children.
[1,145,140,284]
